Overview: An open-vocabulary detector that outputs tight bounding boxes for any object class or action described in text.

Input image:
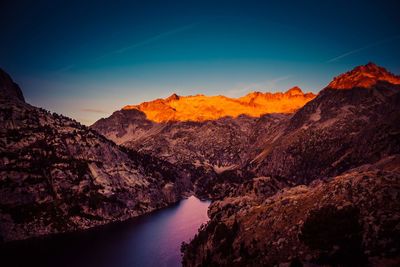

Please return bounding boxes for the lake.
[1,196,211,267]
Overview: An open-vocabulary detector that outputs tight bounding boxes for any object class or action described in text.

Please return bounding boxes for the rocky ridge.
[0,69,198,242]
[121,87,315,122]
[327,62,400,90]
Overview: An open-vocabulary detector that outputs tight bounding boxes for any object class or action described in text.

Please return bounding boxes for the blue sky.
[1,0,399,124]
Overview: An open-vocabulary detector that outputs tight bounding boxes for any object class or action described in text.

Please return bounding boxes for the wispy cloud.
[55,22,201,73]
[327,35,400,63]
[55,64,76,74]
[81,108,108,114]
[226,75,293,97]
[96,22,200,60]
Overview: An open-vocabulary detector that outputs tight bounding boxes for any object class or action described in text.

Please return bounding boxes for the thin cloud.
[327,35,400,63]
[55,64,76,74]
[56,22,201,72]
[268,75,293,85]
[97,22,200,60]
[81,108,108,114]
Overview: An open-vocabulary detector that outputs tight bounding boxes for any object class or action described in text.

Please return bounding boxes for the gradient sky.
[1,0,400,125]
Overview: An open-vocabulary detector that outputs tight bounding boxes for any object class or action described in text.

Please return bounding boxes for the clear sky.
[1,0,400,125]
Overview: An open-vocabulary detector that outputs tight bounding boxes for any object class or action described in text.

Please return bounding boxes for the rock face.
[93,111,289,168]
[182,156,400,267]
[0,70,195,242]
[121,87,315,122]
[181,63,400,266]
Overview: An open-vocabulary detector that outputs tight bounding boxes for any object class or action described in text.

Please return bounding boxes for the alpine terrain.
[1,63,399,267]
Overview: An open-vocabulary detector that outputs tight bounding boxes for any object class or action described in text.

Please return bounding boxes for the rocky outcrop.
[182,156,400,267]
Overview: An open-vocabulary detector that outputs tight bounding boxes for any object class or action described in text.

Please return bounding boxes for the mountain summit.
[122,88,316,122]
[0,68,25,102]
[327,62,400,90]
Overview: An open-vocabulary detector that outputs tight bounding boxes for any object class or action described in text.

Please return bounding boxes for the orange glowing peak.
[122,87,316,122]
[327,62,400,90]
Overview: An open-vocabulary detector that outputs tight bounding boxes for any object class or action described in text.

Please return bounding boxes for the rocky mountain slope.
[182,156,400,267]
[91,89,314,168]
[181,63,400,266]
[93,110,289,168]
[0,69,198,242]
[251,62,400,184]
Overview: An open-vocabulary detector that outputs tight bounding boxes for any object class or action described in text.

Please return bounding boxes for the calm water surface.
[1,196,210,267]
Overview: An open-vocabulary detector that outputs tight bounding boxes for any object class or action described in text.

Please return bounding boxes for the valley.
[1,63,400,266]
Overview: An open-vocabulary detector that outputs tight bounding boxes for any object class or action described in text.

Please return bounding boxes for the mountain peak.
[327,62,400,90]
[285,86,304,96]
[0,68,25,102]
[166,93,180,102]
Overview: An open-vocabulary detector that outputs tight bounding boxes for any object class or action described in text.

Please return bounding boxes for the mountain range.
[1,62,399,266]
[92,88,315,177]
[121,87,315,122]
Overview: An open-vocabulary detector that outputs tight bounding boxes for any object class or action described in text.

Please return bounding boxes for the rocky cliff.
[0,69,195,242]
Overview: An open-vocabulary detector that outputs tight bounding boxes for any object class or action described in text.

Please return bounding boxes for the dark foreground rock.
[182,156,400,267]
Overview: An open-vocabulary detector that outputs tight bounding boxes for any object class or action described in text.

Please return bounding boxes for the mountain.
[2,63,399,266]
[121,87,315,122]
[0,69,24,102]
[0,69,197,242]
[327,62,400,90]
[181,63,400,266]
[92,88,314,170]
[251,62,400,184]
[91,88,315,199]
